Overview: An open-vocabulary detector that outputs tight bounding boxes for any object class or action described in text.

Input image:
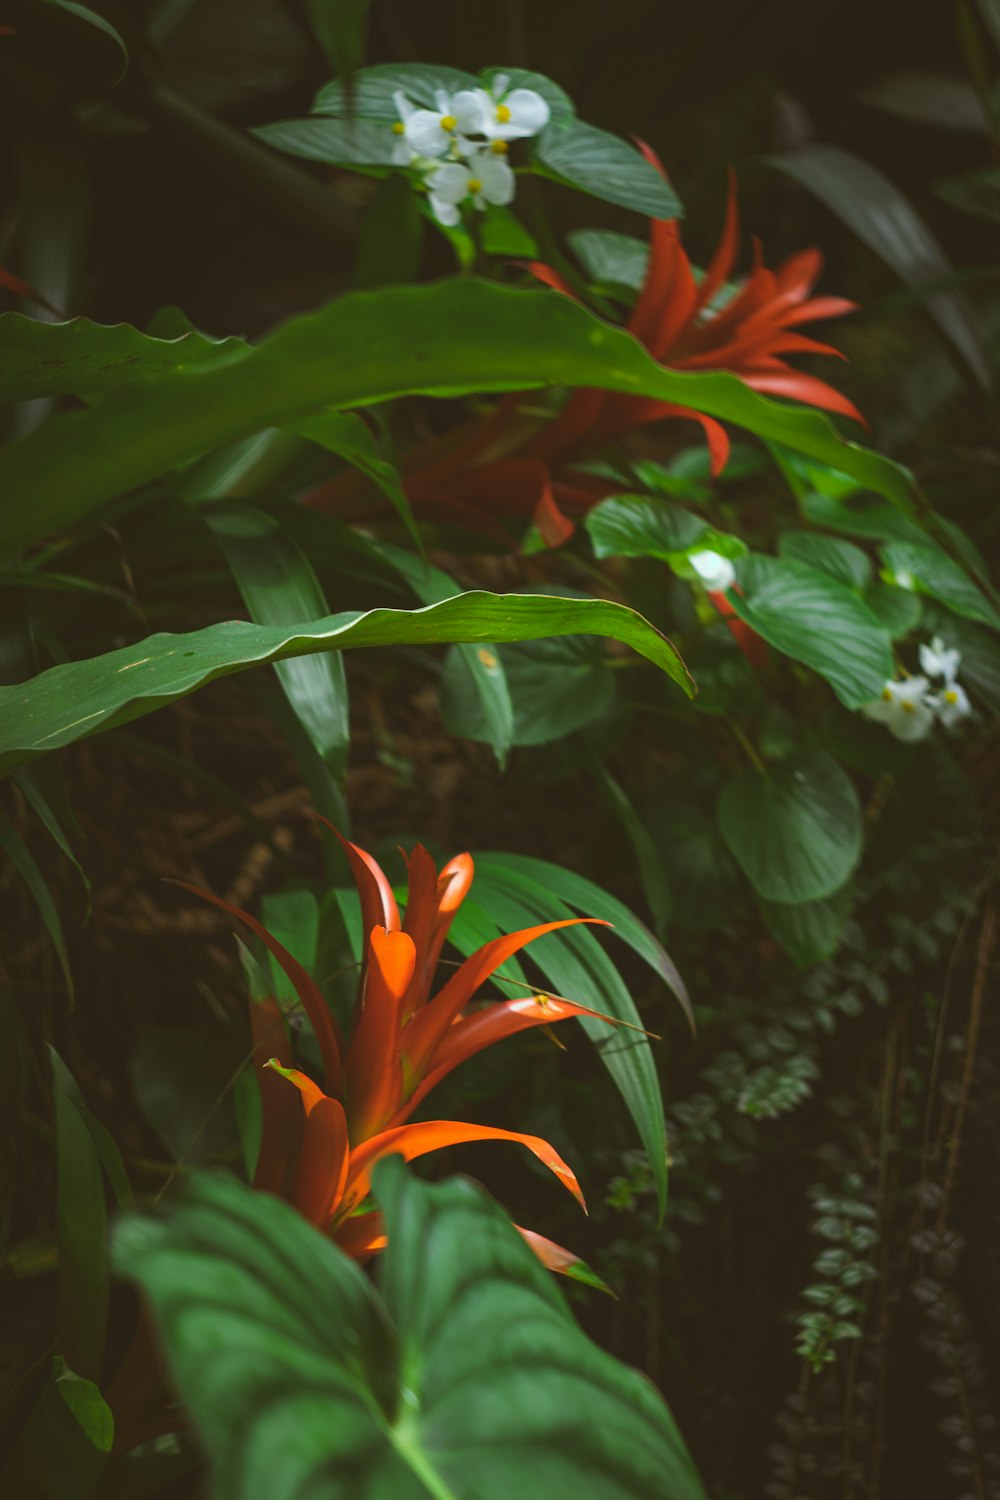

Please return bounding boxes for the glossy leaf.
[114,1164,706,1500]
[0,592,691,776]
[880,541,1000,630]
[206,504,350,780]
[535,119,681,218]
[730,555,893,708]
[587,492,747,565]
[768,145,992,389]
[0,280,916,552]
[717,746,863,903]
[777,532,871,590]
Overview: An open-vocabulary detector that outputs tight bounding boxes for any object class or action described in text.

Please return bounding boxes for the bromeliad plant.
[184,821,624,1277]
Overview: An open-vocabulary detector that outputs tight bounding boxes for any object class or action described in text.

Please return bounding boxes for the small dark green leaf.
[861,72,990,131]
[49,1048,107,1379]
[777,532,871,589]
[587,493,746,564]
[0,1356,113,1499]
[535,120,682,218]
[880,540,1000,630]
[568,228,649,294]
[760,888,851,967]
[933,166,1000,222]
[717,746,863,903]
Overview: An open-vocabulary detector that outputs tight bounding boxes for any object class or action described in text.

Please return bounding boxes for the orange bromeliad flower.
[317,144,862,547]
[183,823,616,1273]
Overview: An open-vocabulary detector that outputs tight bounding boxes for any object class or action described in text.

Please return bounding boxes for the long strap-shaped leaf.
[0,592,691,776]
[0,279,914,552]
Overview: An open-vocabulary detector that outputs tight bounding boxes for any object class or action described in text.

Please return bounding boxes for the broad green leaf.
[469,863,668,1216]
[863,581,922,638]
[569,228,649,294]
[534,119,681,218]
[646,791,744,931]
[880,541,1000,630]
[768,145,992,389]
[760,889,851,967]
[479,204,539,258]
[252,117,398,167]
[730,555,894,708]
[207,504,350,779]
[313,62,479,118]
[587,492,747,566]
[440,634,616,748]
[0,311,246,401]
[921,604,1000,711]
[717,746,862,903]
[861,71,990,132]
[0,592,690,776]
[801,490,931,545]
[0,811,73,995]
[0,281,916,551]
[480,851,690,1024]
[0,1356,113,1499]
[777,532,871,590]
[261,888,320,1008]
[49,1047,107,1379]
[113,1165,707,1500]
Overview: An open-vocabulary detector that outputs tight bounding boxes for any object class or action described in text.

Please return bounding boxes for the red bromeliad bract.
[182,821,618,1276]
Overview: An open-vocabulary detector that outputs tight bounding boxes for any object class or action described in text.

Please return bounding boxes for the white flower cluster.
[862,637,972,742]
[390,75,550,227]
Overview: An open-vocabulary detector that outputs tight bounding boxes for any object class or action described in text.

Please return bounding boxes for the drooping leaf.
[206,504,350,780]
[729,554,894,708]
[290,409,420,548]
[717,746,863,903]
[768,145,992,389]
[535,119,681,218]
[880,540,1000,630]
[113,1164,707,1500]
[440,634,616,748]
[49,1047,107,1380]
[0,1356,113,1500]
[0,592,691,776]
[0,280,916,552]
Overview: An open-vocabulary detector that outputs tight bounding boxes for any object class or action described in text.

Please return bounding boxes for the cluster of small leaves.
[794,1175,878,1372]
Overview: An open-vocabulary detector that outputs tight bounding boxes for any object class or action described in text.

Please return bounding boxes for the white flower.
[402,88,483,159]
[919,635,961,684]
[861,677,935,742]
[688,549,736,591]
[390,91,421,165]
[426,151,515,226]
[932,680,972,730]
[451,74,551,141]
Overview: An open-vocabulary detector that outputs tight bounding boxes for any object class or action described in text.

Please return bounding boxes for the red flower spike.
[340,1121,586,1217]
[345,926,416,1140]
[317,817,401,939]
[267,1063,350,1228]
[334,1210,387,1261]
[176,882,342,1093]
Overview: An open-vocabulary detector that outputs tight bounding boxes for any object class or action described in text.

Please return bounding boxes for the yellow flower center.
[901,700,916,713]
[440,114,457,131]
[392,122,405,135]
[881,687,893,702]
[496,103,512,123]
[945,689,958,704]
[491,139,509,154]
[467,177,482,193]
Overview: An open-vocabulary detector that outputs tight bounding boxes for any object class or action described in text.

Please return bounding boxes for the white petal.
[477,156,516,206]
[688,549,736,591]
[888,702,935,742]
[429,163,472,205]
[435,89,452,113]
[935,682,972,728]
[504,88,551,136]
[428,193,461,227]
[491,73,510,99]
[861,699,894,724]
[450,89,490,135]
[391,136,415,166]
[404,110,451,157]
[393,90,415,122]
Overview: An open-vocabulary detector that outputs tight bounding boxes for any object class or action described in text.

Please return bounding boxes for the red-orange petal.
[345,926,415,1141]
[268,1064,350,1227]
[317,819,401,938]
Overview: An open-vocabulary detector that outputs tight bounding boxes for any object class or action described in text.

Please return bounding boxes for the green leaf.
[354,172,425,287]
[863,581,922,638]
[729,555,894,708]
[768,145,992,389]
[717,746,862,903]
[861,71,990,131]
[481,66,576,122]
[114,1165,707,1500]
[49,1047,107,1379]
[777,532,871,589]
[469,863,669,1216]
[305,0,368,76]
[0,281,916,552]
[290,408,419,548]
[0,0,128,99]
[0,592,691,776]
[880,541,1000,630]
[921,604,1000,710]
[479,204,539,258]
[591,759,672,938]
[534,119,682,218]
[206,504,350,780]
[760,888,851,967]
[252,116,398,167]
[647,791,744,931]
[933,166,1000,222]
[0,1356,113,1499]
[800,489,930,545]
[440,634,616,747]
[313,62,479,118]
[587,492,747,567]
[568,228,649,294]
[0,310,246,402]
[479,851,691,1025]
[0,811,73,996]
